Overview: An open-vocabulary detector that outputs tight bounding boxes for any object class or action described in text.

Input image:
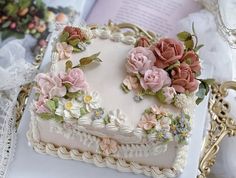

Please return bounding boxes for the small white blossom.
[82,91,101,112]
[108,109,127,126]
[55,99,83,122]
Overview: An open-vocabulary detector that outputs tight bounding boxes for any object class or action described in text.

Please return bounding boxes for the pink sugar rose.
[180,51,201,74]
[99,138,118,155]
[61,68,88,92]
[140,66,171,93]
[35,73,66,99]
[171,63,199,93]
[56,42,73,60]
[126,47,155,74]
[152,38,184,69]
[138,113,157,130]
[34,99,50,114]
[162,87,176,104]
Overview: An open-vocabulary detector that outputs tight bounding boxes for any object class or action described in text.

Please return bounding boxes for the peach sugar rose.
[152,38,184,69]
[171,63,198,93]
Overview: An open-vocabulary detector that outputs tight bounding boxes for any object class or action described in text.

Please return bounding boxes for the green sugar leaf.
[196,97,204,105]
[73,47,81,53]
[46,100,56,111]
[121,83,130,93]
[54,114,64,123]
[65,60,73,71]
[196,88,206,99]
[194,44,204,51]
[177,31,192,41]
[80,108,87,116]
[202,79,215,85]
[184,39,194,50]
[59,32,69,42]
[68,39,80,47]
[38,113,53,120]
[79,52,102,66]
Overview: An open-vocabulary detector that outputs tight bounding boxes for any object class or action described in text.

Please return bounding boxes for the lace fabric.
[0,89,19,178]
[0,40,37,178]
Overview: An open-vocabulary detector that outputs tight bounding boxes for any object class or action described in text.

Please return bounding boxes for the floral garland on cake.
[121,25,213,104]
[121,25,214,144]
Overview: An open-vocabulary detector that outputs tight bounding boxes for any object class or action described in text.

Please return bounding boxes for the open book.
[86,0,202,36]
[44,0,201,36]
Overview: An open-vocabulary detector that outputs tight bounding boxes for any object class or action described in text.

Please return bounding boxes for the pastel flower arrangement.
[138,105,191,144]
[33,52,103,123]
[122,26,213,105]
[57,26,93,58]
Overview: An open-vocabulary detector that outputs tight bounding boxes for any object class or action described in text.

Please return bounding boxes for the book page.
[86,0,202,36]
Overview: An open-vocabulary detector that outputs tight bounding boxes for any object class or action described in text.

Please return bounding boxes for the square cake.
[27,23,210,178]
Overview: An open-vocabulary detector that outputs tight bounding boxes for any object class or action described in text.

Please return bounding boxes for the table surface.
[6,36,213,178]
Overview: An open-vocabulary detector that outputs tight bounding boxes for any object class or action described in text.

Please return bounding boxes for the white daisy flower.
[55,99,83,122]
[82,91,101,112]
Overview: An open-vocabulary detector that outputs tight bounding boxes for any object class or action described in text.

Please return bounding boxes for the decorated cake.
[27,23,212,178]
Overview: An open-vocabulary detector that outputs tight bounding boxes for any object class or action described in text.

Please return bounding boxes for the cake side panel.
[37,118,177,167]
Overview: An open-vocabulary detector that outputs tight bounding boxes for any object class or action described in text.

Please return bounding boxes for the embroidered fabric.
[0,40,37,178]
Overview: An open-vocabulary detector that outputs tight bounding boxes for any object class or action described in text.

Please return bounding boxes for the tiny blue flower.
[93,107,105,120]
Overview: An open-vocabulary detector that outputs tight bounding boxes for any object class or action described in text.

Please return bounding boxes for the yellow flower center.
[65,101,73,110]
[84,95,92,103]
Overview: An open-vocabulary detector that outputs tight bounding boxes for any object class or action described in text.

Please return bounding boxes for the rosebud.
[156,87,176,104]
[135,36,151,47]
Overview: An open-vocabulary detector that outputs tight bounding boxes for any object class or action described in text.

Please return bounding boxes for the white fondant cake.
[27,24,209,178]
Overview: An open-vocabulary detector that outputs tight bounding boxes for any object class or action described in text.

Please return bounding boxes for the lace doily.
[0,40,37,178]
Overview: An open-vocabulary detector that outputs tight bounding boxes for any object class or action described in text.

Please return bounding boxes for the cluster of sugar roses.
[122,29,211,105]
[34,67,91,122]
[33,52,103,123]
[56,26,93,60]
[138,105,191,144]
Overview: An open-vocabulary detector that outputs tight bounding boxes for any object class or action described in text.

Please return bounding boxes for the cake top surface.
[33,24,211,145]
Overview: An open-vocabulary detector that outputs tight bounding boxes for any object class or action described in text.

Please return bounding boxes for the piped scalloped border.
[27,117,189,178]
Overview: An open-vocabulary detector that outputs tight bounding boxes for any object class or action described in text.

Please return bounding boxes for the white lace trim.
[0,40,38,178]
[0,89,19,178]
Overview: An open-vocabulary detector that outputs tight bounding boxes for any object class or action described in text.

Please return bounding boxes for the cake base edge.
[26,119,189,178]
